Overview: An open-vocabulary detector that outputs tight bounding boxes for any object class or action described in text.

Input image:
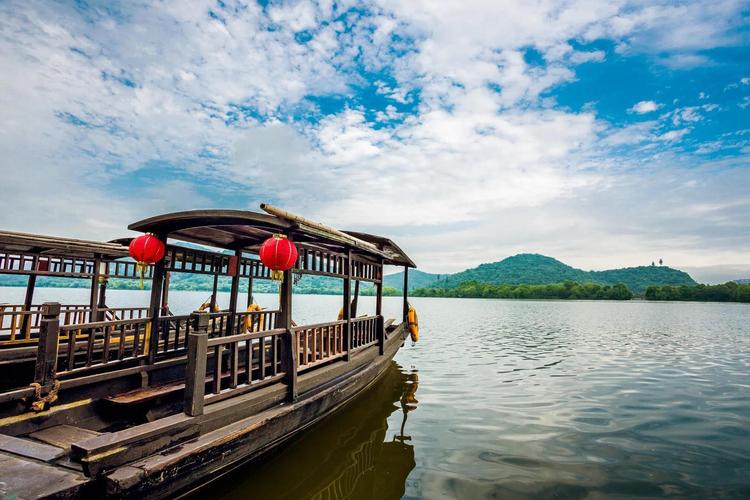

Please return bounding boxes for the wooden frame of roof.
[128,209,415,267]
[0,230,133,279]
[0,230,128,260]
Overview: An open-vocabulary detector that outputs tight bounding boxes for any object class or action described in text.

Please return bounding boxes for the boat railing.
[294,320,347,372]
[152,309,281,356]
[232,309,280,335]
[154,313,192,355]
[102,307,150,322]
[350,316,380,351]
[0,305,385,409]
[0,303,90,345]
[56,317,151,376]
[184,312,287,416]
[0,304,150,347]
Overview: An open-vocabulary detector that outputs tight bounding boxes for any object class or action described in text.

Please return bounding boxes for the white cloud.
[657,129,690,142]
[569,50,606,64]
[0,0,748,272]
[658,53,712,69]
[630,100,659,114]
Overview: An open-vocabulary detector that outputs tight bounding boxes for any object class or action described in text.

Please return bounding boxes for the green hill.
[383,269,440,291]
[384,254,696,294]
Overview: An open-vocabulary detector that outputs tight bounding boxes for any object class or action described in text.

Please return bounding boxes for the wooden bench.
[104,381,186,406]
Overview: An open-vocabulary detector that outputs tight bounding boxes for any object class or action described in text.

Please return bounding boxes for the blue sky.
[1,0,749,282]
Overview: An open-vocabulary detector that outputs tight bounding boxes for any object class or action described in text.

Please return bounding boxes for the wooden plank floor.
[0,433,64,462]
[30,424,101,452]
[0,452,87,499]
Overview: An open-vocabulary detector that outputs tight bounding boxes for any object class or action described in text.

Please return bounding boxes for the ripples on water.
[399,299,750,499]
[4,289,748,498]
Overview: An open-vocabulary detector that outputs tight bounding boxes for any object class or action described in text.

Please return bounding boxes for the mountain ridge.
[384,253,697,294]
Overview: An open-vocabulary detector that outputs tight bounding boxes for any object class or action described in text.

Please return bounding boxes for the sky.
[1,0,749,283]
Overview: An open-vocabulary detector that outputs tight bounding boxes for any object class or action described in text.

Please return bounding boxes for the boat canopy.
[0,230,129,260]
[0,229,132,279]
[128,209,415,268]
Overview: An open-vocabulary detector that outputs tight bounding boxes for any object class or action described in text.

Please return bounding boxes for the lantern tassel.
[271,270,284,282]
[136,261,147,289]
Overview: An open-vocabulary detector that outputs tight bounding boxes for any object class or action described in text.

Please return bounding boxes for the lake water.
[3,288,749,498]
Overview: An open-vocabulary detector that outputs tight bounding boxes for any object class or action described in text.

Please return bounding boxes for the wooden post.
[20,274,37,336]
[147,233,167,364]
[246,276,254,307]
[90,255,101,323]
[376,260,384,355]
[279,268,296,401]
[343,249,352,361]
[227,249,241,335]
[184,311,209,417]
[351,279,360,317]
[34,302,60,388]
[161,271,171,315]
[402,266,409,323]
[209,273,219,312]
[97,278,108,321]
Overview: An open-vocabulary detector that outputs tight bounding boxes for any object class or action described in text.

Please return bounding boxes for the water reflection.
[188,362,418,500]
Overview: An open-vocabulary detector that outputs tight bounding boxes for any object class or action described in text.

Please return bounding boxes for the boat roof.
[0,230,130,259]
[128,209,415,267]
[342,231,417,268]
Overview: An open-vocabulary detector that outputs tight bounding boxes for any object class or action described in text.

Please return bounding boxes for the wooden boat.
[0,207,416,499]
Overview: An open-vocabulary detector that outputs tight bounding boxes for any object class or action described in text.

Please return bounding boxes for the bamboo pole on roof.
[259,203,382,255]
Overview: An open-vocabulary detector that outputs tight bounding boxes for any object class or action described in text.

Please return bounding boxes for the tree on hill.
[411,280,633,300]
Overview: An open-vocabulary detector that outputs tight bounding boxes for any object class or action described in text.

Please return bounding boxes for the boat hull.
[105,323,409,499]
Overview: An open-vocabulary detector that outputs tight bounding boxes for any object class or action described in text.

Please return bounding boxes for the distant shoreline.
[1,284,747,304]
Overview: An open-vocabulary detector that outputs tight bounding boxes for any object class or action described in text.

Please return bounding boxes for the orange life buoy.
[408,305,419,342]
[197,301,220,313]
[245,304,264,332]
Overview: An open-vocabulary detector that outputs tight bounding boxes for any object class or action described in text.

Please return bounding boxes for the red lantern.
[129,234,166,288]
[259,234,298,281]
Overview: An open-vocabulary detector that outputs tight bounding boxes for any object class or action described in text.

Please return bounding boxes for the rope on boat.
[28,379,60,412]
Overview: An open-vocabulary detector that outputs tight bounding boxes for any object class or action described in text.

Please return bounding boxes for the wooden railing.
[104,260,154,280]
[350,316,379,351]
[206,329,285,398]
[184,312,288,416]
[294,320,346,372]
[0,251,95,276]
[102,307,149,321]
[350,256,382,282]
[154,314,192,354]
[57,317,151,376]
[153,309,281,356]
[232,309,280,335]
[1,304,91,345]
[0,301,390,415]
[295,244,348,278]
[0,305,149,346]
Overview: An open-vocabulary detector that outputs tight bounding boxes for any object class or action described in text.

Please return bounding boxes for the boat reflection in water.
[188,361,419,500]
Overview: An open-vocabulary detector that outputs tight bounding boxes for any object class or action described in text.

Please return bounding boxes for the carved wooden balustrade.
[57,317,151,376]
[294,320,346,372]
